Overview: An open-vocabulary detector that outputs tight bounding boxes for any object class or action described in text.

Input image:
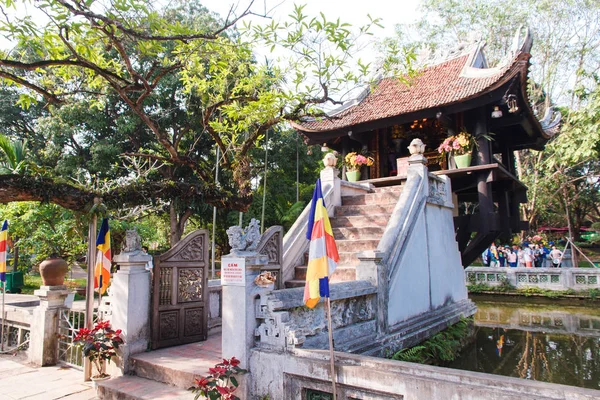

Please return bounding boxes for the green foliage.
[497,275,515,292]
[391,317,472,365]
[589,288,600,301]
[466,283,492,293]
[0,133,29,174]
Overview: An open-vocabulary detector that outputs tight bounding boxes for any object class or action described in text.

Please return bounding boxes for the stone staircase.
[285,185,403,288]
[96,333,222,399]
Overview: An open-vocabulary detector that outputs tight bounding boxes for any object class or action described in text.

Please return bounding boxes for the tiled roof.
[294,53,522,133]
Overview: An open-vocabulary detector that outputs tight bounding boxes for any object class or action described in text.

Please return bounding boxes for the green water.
[447,296,600,390]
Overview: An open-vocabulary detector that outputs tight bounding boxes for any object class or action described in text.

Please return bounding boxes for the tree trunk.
[169,203,193,247]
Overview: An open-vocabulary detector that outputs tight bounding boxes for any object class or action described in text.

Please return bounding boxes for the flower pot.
[453,153,472,169]
[346,170,361,182]
[39,256,68,286]
[91,375,110,389]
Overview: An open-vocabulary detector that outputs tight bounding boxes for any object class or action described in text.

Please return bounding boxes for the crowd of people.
[482,242,564,268]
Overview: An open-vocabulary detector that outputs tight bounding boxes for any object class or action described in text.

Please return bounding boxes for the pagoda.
[293,28,560,266]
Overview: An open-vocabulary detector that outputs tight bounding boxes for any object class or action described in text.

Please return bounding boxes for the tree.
[0,133,28,174]
[0,0,396,244]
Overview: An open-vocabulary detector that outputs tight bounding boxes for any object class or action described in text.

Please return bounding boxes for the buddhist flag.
[304,179,339,308]
[0,220,7,282]
[94,218,111,295]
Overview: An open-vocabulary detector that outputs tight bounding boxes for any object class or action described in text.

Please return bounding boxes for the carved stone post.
[222,220,272,400]
[320,153,342,213]
[108,230,152,375]
[29,285,69,366]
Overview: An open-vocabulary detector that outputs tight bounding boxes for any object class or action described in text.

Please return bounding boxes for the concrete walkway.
[0,356,96,400]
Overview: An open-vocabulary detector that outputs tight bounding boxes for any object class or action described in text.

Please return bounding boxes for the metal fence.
[57,308,99,369]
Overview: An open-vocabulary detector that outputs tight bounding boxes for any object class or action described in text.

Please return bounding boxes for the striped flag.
[304,179,339,308]
[94,218,111,294]
[0,220,7,282]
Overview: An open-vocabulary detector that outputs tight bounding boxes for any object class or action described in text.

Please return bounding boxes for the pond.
[447,295,600,390]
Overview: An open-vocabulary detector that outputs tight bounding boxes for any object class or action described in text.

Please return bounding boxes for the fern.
[390,317,473,365]
[392,345,427,362]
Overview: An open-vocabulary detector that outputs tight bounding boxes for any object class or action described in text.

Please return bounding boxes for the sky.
[201,0,421,42]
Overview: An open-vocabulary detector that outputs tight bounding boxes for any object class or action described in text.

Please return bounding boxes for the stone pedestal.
[29,285,69,366]
[221,252,270,400]
[320,166,342,212]
[108,250,151,375]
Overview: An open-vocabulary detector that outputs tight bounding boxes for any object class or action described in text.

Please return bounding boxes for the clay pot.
[39,256,68,286]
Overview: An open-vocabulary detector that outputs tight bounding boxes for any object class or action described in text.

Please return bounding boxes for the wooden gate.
[152,230,209,349]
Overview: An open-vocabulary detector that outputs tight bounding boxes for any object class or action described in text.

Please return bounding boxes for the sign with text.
[221,257,246,286]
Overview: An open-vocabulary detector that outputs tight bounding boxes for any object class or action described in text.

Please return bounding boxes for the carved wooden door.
[152,230,209,349]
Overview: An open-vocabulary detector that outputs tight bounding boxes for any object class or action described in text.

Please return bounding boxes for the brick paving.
[0,356,96,400]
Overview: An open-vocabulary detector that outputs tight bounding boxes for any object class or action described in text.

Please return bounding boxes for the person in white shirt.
[549,246,563,268]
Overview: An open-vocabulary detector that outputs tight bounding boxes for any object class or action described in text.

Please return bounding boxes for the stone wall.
[208,279,222,333]
[255,280,377,352]
[466,266,600,291]
[249,347,600,400]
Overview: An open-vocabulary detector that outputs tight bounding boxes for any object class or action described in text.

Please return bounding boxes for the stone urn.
[39,255,68,286]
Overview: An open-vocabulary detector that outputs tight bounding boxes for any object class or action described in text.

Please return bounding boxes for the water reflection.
[448,298,600,390]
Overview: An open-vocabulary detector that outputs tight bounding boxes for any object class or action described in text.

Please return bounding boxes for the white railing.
[281,185,334,284]
[466,266,600,290]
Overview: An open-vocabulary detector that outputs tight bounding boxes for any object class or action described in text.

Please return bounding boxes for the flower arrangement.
[437,131,475,156]
[190,357,247,400]
[344,152,374,172]
[74,320,124,378]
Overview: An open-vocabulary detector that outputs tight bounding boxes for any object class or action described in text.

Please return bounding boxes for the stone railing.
[207,279,222,333]
[466,266,600,290]
[254,280,377,353]
[249,345,600,400]
[1,297,33,352]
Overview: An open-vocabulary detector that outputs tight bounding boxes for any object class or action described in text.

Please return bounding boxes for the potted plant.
[344,152,374,182]
[74,320,124,385]
[190,357,247,400]
[437,130,475,168]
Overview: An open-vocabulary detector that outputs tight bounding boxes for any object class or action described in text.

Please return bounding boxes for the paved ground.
[0,354,96,400]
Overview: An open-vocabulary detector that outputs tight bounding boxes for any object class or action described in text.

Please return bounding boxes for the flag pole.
[84,213,97,381]
[1,281,5,352]
[326,297,337,399]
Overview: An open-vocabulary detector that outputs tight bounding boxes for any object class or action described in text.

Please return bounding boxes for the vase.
[91,375,110,389]
[39,256,68,286]
[453,153,472,169]
[346,170,361,182]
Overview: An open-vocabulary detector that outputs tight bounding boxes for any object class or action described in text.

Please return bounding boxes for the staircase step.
[336,239,379,252]
[130,336,221,390]
[372,185,403,193]
[285,279,305,288]
[330,215,389,228]
[286,265,358,286]
[332,227,385,240]
[96,375,196,400]
[338,252,361,267]
[331,266,357,281]
[335,204,396,217]
[341,191,401,206]
[294,265,307,280]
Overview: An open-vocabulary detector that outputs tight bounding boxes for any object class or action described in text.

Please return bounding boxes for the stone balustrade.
[465,266,600,291]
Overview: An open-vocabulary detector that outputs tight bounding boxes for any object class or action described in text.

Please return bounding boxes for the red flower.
[209,366,227,377]
[195,376,210,387]
[221,358,230,366]
[216,386,232,395]
[229,357,240,367]
[95,320,111,330]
